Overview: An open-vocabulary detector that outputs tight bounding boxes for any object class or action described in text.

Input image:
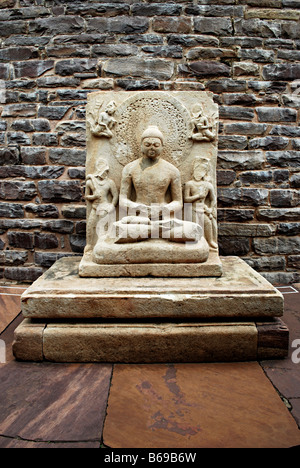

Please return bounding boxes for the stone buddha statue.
[113,125,202,244]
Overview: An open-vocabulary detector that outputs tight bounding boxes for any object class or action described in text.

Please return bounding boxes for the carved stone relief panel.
[81,91,221,278]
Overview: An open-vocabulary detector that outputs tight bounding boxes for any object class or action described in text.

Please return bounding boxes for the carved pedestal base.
[13,318,289,363]
[79,249,222,278]
[13,257,289,363]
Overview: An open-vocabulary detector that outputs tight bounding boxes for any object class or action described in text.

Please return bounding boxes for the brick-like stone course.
[0,0,299,283]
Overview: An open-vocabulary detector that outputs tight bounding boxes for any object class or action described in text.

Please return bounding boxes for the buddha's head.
[141,126,164,160]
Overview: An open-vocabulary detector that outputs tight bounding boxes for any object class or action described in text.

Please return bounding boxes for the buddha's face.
[141,137,163,160]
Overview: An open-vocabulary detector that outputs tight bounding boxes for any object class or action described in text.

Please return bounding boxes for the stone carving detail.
[184,157,218,250]
[113,92,193,167]
[114,125,202,244]
[80,91,221,278]
[190,104,217,142]
[85,158,118,252]
[87,100,117,138]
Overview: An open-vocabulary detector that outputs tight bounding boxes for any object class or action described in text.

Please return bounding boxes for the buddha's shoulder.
[123,159,140,174]
[160,159,180,175]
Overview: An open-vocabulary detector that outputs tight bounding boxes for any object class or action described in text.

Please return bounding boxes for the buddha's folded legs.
[113,217,203,244]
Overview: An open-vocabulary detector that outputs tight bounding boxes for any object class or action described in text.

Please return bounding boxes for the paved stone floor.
[0,283,299,448]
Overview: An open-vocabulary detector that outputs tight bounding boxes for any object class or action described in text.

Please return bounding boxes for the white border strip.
[276,286,299,295]
[0,293,23,297]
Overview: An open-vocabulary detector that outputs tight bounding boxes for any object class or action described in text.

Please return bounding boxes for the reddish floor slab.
[263,367,300,399]
[0,313,23,364]
[103,363,300,448]
[260,285,300,428]
[0,286,26,334]
[290,399,300,427]
[0,361,112,443]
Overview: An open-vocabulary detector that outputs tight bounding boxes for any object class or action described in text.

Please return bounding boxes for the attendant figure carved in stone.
[184,157,218,250]
[85,159,118,252]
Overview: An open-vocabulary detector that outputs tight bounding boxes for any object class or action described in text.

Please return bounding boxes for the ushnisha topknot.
[141,125,164,145]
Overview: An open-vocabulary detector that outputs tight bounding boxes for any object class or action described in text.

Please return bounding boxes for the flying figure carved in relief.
[88,101,117,138]
[190,104,217,142]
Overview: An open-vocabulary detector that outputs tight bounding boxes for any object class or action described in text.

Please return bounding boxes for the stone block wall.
[0,0,299,284]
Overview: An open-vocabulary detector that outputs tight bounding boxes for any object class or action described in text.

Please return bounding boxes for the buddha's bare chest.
[132,167,171,194]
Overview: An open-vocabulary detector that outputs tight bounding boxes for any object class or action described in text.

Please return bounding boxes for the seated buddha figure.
[114,125,202,244]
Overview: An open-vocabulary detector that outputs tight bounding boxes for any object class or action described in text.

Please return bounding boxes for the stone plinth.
[14,319,258,363]
[79,244,223,278]
[13,256,289,363]
[21,256,283,320]
[13,318,289,363]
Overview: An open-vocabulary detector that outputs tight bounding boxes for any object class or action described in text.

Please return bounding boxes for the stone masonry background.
[0,0,299,284]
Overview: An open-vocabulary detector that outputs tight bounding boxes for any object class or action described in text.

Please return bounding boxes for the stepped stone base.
[13,318,289,363]
[20,256,283,320]
[13,256,289,363]
[79,249,223,278]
